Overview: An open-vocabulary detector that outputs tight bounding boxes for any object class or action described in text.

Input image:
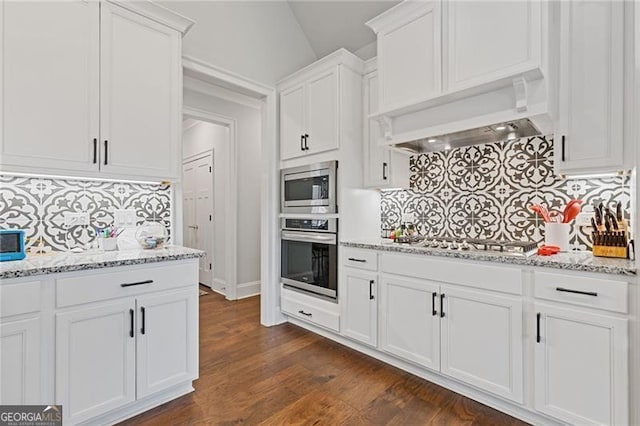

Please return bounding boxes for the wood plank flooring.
[120,289,528,425]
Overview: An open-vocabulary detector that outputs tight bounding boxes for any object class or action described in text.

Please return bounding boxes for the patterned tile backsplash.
[0,175,171,251]
[381,136,631,250]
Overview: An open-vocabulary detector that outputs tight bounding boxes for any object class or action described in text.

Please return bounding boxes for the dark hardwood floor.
[121,288,528,425]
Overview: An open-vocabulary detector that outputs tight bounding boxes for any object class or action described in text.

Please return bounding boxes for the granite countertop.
[342,241,637,277]
[0,245,205,280]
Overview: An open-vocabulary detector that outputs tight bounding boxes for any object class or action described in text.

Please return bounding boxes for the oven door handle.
[281,231,336,245]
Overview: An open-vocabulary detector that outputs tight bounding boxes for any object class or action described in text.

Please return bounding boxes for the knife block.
[591,221,629,259]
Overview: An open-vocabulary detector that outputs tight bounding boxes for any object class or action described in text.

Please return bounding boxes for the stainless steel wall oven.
[280,218,338,300]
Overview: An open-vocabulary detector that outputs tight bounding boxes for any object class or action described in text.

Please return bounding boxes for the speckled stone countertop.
[0,246,205,280]
[342,241,637,277]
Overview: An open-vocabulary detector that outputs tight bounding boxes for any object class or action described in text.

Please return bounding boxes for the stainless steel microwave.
[281,161,337,214]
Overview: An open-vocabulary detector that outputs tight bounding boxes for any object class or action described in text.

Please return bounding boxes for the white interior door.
[136,289,198,398]
[0,0,100,173]
[183,154,214,287]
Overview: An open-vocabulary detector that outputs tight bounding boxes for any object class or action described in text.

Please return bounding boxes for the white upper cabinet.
[555,0,624,173]
[443,1,541,92]
[369,1,442,112]
[0,1,100,173]
[0,1,192,180]
[279,68,339,160]
[363,68,409,189]
[99,2,181,179]
[278,49,363,162]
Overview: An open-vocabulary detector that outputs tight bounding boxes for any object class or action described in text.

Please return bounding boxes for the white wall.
[184,85,262,288]
[182,121,229,284]
[160,1,317,85]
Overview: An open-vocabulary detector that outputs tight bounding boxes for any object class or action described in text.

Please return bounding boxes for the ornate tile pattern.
[381,136,631,250]
[0,175,171,251]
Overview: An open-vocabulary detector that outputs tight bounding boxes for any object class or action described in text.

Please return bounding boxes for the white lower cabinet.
[56,300,137,425]
[136,289,198,398]
[379,275,441,371]
[534,303,628,426]
[341,268,378,347]
[1,316,41,404]
[440,286,523,403]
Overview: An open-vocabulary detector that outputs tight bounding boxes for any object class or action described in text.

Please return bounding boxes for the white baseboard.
[237,280,260,299]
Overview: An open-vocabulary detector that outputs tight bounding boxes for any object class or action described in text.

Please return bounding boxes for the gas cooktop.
[395,235,538,257]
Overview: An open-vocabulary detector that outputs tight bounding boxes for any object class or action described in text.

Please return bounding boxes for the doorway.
[182,152,213,289]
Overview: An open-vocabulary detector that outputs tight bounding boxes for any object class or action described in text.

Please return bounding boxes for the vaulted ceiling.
[286,0,399,60]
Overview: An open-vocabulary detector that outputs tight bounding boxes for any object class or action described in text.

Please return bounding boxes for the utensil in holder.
[98,237,118,251]
[545,223,570,252]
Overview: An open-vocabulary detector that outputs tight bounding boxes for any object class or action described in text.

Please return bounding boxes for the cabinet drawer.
[56,261,197,308]
[282,294,340,332]
[534,272,628,314]
[0,281,41,318]
[343,248,378,271]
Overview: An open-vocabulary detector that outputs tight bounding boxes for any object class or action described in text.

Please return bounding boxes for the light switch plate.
[402,213,416,223]
[64,212,89,226]
[575,212,592,227]
[114,209,137,228]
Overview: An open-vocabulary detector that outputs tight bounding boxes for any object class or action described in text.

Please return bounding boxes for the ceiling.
[286,1,399,60]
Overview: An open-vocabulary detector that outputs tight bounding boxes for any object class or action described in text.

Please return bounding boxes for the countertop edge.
[341,241,637,277]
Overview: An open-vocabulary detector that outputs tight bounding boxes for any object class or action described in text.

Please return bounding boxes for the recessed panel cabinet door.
[439,286,523,403]
[56,300,136,425]
[100,2,181,179]
[364,72,390,188]
[534,304,628,426]
[379,276,440,370]
[280,84,306,160]
[0,317,41,404]
[136,289,198,398]
[556,0,624,172]
[377,2,441,111]
[305,69,339,155]
[341,268,378,347]
[444,1,541,91]
[0,1,100,172]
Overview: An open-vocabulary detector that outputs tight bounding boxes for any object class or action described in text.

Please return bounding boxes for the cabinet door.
[379,276,440,370]
[0,1,100,173]
[136,289,198,398]
[305,68,339,155]
[0,317,41,404]
[556,0,624,173]
[444,1,541,92]
[280,84,306,160]
[440,286,523,403]
[56,300,136,424]
[341,268,378,347]
[534,304,628,426]
[377,2,441,111]
[100,2,181,179]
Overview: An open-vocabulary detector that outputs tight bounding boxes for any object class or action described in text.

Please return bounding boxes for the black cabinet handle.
[103,140,109,165]
[300,134,304,151]
[120,279,153,288]
[92,138,97,164]
[347,257,366,263]
[561,135,566,162]
[432,292,437,316]
[129,309,134,338]
[536,312,541,343]
[440,293,445,318]
[304,134,309,150]
[369,280,375,300]
[298,310,312,317]
[556,287,598,297]
[140,306,146,335]
[383,162,388,180]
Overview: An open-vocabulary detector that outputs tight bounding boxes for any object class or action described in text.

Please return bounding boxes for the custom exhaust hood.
[392,118,544,154]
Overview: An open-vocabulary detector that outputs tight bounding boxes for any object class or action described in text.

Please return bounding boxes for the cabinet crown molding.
[277,48,364,90]
[105,0,195,34]
[365,1,435,34]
